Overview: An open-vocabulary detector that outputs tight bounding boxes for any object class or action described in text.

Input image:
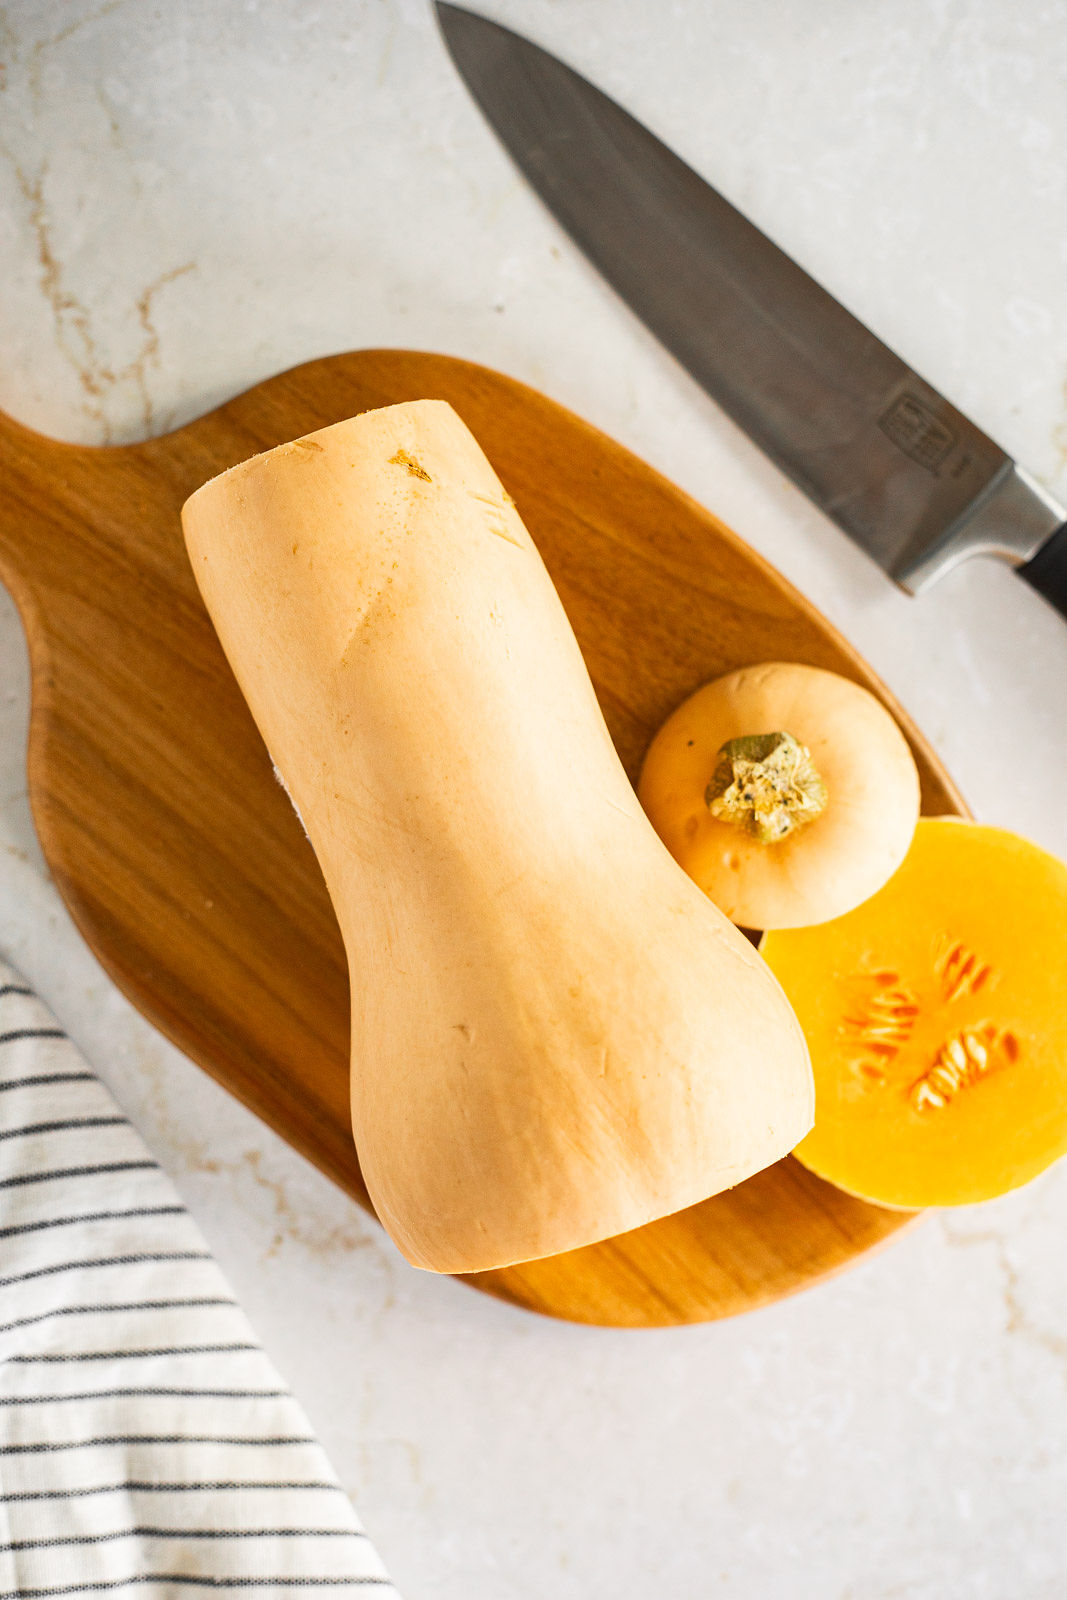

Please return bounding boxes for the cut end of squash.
[761,818,1067,1209]
[638,662,921,930]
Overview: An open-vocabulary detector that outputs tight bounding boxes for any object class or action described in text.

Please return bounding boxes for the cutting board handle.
[0,406,57,612]
[0,400,61,451]
[0,404,150,621]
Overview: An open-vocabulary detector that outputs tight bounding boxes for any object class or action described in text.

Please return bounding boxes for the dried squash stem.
[705,732,827,844]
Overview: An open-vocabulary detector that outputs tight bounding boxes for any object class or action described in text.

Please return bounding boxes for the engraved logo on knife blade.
[879,392,956,473]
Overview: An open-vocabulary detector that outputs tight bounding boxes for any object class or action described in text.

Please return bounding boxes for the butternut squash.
[181,401,813,1274]
[638,662,920,929]
[762,818,1067,1208]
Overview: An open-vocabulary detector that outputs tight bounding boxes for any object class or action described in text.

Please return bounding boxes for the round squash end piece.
[762,818,1067,1209]
[638,661,921,930]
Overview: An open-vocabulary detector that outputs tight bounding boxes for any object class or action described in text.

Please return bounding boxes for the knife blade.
[436,3,1067,619]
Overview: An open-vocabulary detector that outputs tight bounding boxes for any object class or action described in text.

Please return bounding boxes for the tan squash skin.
[638,662,921,930]
[182,402,813,1274]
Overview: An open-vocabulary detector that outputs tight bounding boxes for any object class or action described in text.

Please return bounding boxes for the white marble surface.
[3,2,1067,1595]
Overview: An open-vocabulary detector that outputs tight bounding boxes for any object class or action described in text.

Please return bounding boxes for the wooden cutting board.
[0,349,962,1326]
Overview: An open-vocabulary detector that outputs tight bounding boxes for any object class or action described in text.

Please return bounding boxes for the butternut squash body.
[762,819,1067,1208]
[182,401,813,1273]
[638,662,920,929]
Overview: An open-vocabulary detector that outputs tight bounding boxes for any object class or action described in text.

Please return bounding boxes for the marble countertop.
[3,3,1067,1596]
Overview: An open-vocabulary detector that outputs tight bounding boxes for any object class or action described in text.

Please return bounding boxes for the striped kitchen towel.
[0,957,399,1596]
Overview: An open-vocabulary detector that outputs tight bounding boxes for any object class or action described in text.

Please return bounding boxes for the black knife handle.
[1019,523,1067,620]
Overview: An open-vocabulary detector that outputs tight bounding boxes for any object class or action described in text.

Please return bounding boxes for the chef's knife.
[436,3,1067,620]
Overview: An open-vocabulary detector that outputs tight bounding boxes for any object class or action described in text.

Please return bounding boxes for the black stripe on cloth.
[2,1527,366,1549]
[0,1298,237,1336]
[0,1115,128,1143]
[0,984,35,997]
[0,1251,212,1289]
[0,1072,95,1094]
[0,1481,346,1502]
[0,1206,187,1241]
[0,1161,159,1192]
[0,1435,318,1455]
[0,1028,67,1044]
[0,1387,290,1405]
[10,1343,258,1362]
[0,1581,392,1596]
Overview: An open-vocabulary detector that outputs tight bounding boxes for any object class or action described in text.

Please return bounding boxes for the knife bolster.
[894,463,1066,595]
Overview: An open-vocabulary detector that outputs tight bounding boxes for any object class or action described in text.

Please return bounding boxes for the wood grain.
[0,350,963,1326]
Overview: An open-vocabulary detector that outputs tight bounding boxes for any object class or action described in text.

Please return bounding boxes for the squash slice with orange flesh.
[762,818,1067,1209]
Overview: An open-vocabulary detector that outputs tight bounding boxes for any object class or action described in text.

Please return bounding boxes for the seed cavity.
[937,939,996,1003]
[844,949,1017,1108]
[843,975,920,1081]
[909,1025,1015,1112]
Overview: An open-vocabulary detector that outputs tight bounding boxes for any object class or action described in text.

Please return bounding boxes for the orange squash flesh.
[761,818,1067,1209]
